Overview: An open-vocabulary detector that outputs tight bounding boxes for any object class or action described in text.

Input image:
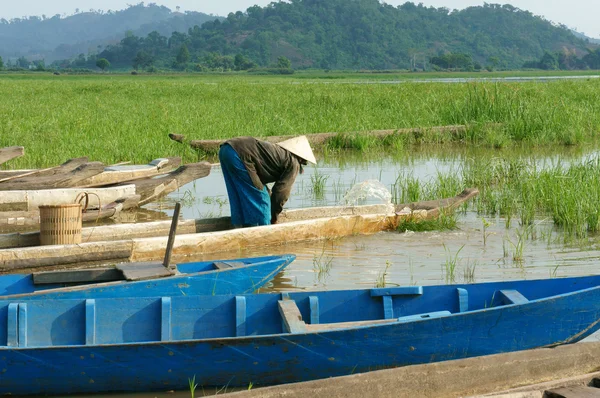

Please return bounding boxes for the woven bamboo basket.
[39,204,83,245]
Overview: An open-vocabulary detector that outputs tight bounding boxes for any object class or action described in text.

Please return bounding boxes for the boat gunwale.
[0,254,295,300]
[1,273,599,350]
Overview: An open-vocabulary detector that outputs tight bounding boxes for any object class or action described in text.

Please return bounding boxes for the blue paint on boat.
[2,274,600,396]
[0,255,295,300]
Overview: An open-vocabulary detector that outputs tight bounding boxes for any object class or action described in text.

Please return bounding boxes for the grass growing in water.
[443,244,465,284]
[375,260,393,288]
[2,75,600,167]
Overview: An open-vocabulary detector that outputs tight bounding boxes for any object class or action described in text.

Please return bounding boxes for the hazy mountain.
[0,3,219,61]
[571,30,600,45]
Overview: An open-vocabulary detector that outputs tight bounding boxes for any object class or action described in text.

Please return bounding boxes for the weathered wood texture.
[0,189,478,269]
[0,158,181,188]
[126,161,212,206]
[169,125,467,152]
[0,185,137,212]
[77,157,181,187]
[115,261,175,281]
[0,162,105,190]
[0,146,24,165]
[0,189,477,248]
[0,157,88,181]
[33,268,123,284]
[0,162,210,230]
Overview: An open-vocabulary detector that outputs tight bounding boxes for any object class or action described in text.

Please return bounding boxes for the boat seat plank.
[214,261,245,270]
[86,299,96,345]
[396,311,451,323]
[544,385,600,398]
[278,300,307,333]
[498,289,529,305]
[33,268,124,285]
[161,297,171,342]
[115,262,176,281]
[457,288,468,312]
[370,286,423,297]
[236,296,246,337]
[279,298,450,333]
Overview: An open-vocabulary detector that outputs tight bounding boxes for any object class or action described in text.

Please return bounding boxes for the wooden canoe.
[0,162,212,230]
[0,188,478,270]
[1,274,600,396]
[0,157,89,181]
[0,146,24,165]
[168,125,468,153]
[0,254,294,300]
[0,157,181,188]
[0,161,105,190]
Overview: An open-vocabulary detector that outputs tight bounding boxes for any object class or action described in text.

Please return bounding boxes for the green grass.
[2,73,600,168]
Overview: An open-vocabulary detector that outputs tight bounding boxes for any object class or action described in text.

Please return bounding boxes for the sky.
[1,0,599,39]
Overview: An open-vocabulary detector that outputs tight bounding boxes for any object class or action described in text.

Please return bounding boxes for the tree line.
[2,0,599,72]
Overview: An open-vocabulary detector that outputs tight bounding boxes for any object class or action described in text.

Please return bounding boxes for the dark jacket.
[224,137,301,222]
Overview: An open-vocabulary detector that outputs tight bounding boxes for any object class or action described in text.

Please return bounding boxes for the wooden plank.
[307,311,452,332]
[85,299,96,345]
[278,299,307,333]
[77,157,181,188]
[214,261,245,270]
[0,162,105,190]
[161,297,171,342]
[0,146,24,165]
[499,290,529,305]
[115,261,175,281]
[169,125,468,152]
[371,286,423,297]
[457,288,469,312]
[544,385,600,398]
[33,268,123,285]
[307,318,397,331]
[396,310,451,323]
[0,157,88,180]
[127,162,212,206]
[236,296,246,337]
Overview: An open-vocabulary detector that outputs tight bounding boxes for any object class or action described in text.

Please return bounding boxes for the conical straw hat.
[276,135,317,164]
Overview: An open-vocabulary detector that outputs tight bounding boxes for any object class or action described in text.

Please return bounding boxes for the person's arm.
[270,162,299,224]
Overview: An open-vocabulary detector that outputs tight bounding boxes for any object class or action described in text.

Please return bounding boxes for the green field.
[1,72,600,167]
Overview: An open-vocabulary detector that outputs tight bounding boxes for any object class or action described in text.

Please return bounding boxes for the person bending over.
[218,135,316,228]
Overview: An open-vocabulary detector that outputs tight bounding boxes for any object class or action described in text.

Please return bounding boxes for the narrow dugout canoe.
[168,125,468,153]
[0,157,181,187]
[0,254,294,300]
[0,162,212,230]
[1,274,599,396]
[0,188,478,270]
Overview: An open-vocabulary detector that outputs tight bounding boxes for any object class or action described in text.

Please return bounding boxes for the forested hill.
[0,3,217,61]
[91,0,595,71]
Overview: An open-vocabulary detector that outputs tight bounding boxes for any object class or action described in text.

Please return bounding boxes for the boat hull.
[1,275,600,395]
[0,254,295,300]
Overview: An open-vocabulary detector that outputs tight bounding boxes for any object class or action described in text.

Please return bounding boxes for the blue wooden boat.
[2,274,600,396]
[0,254,295,300]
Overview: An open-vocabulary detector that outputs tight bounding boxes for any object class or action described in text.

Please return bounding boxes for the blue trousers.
[219,144,271,227]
